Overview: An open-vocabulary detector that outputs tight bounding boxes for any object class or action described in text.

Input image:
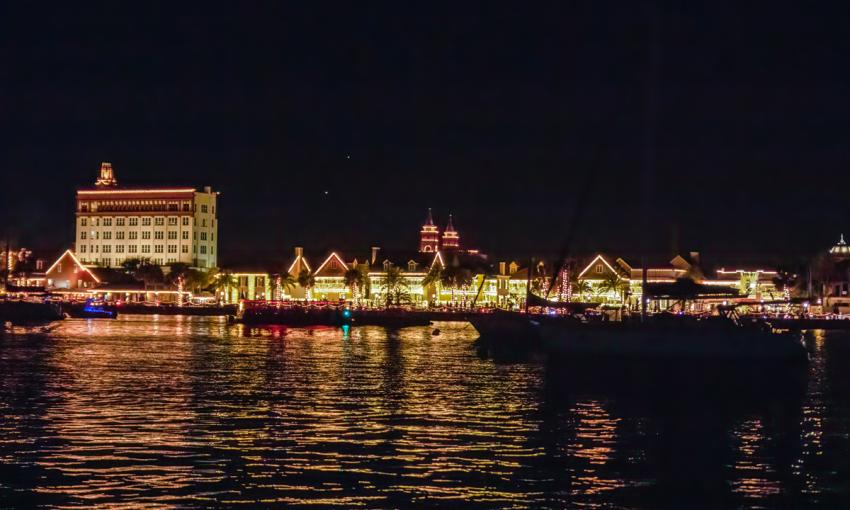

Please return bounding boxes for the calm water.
[1,317,848,509]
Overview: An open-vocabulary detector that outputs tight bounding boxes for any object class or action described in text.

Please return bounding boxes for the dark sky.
[2,2,849,264]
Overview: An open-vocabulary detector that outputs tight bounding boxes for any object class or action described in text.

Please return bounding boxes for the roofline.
[45,249,101,283]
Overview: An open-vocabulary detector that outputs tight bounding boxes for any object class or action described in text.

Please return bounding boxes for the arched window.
[423,245,432,252]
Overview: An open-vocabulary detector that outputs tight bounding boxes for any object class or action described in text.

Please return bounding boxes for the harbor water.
[1,316,848,508]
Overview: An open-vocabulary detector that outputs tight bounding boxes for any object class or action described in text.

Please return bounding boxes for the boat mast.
[641,5,658,322]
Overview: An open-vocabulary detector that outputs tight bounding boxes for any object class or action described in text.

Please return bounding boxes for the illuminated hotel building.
[75,162,219,268]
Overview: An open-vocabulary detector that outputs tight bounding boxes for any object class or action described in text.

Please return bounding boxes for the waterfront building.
[75,162,219,268]
[822,234,850,313]
[569,252,780,309]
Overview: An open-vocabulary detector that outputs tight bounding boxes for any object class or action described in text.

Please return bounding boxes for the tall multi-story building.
[75,162,219,268]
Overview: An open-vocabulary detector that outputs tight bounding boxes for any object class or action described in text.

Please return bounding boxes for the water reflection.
[1,318,849,508]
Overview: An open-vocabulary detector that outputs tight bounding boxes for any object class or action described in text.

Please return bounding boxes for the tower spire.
[419,208,440,253]
[442,213,459,250]
[95,162,118,187]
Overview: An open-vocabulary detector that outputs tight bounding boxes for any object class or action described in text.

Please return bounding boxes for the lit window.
[595,264,603,274]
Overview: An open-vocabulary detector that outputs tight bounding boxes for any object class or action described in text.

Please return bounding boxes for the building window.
[595,264,603,274]
[116,218,125,226]
[142,218,151,226]
[81,218,87,227]
[183,203,190,212]
[211,233,214,242]
[103,232,112,240]
[408,261,417,271]
[155,217,164,226]
[129,232,138,240]
[129,245,137,253]
[200,232,207,241]
[103,218,112,226]
[103,258,111,267]
[181,245,188,253]
[103,245,111,253]
[182,217,189,225]
[210,246,214,255]
[130,218,138,226]
[142,231,150,239]
[80,245,86,253]
[182,231,189,240]
[201,205,208,213]
[202,219,207,227]
[116,232,124,240]
[141,245,150,253]
[154,232,164,240]
[168,217,177,225]
[116,245,125,253]
[200,246,207,254]
[81,232,87,240]
[95,218,100,226]
[168,231,177,240]
[155,245,163,253]
[167,245,177,253]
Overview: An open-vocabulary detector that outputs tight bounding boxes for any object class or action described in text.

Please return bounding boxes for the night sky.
[2,2,849,264]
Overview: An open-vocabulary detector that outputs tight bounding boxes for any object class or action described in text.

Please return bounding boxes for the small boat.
[0,300,64,325]
[66,299,118,319]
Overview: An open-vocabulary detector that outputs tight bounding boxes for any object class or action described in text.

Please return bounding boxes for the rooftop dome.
[830,234,850,256]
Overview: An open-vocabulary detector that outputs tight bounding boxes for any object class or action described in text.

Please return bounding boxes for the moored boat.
[471,310,809,362]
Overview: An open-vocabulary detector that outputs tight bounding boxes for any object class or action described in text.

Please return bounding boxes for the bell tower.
[95,162,118,187]
[441,214,460,250]
[419,208,440,252]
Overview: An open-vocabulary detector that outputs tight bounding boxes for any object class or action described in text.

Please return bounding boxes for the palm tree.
[569,273,592,301]
[297,269,316,300]
[440,266,473,303]
[272,271,297,300]
[598,273,629,305]
[343,267,365,301]
[134,260,164,288]
[772,269,798,300]
[213,270,236,303]
[382,266,409,308]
